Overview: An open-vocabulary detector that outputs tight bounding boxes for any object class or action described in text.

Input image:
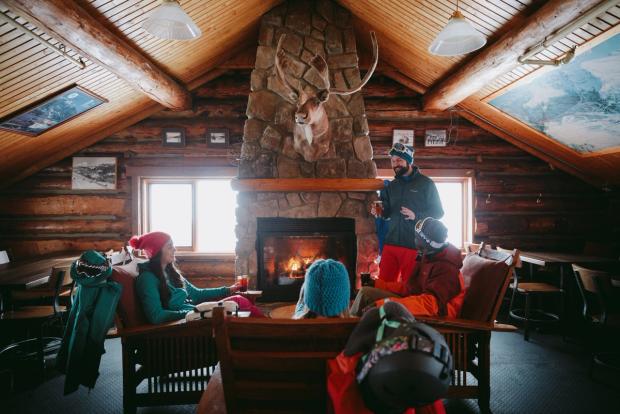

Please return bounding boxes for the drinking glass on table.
[237,275,248,292]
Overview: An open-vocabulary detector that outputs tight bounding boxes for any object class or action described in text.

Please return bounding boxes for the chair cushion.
[110,267,148,328]
[459,253,510,322]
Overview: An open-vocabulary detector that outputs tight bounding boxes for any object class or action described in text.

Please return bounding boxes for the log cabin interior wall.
[0,72,616,287]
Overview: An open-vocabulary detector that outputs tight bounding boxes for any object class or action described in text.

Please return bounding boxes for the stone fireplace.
[234,0,379,297]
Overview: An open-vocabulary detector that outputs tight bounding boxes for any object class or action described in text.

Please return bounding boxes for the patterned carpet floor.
[2,327,619,413]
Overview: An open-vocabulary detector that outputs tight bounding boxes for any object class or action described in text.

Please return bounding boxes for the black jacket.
[380,167,444,249]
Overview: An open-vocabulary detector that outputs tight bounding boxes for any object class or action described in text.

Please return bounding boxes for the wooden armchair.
[204,307,359,414]
[110,268,217,414]
[416,243,519,414]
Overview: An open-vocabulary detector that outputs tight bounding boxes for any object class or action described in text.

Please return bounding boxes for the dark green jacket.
[381,167,444,249]
[136,262,230,325]
[57,276,121,395]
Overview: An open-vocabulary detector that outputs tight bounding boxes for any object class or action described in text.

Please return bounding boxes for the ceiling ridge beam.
[3,0,192,110]
[423,0,603,111]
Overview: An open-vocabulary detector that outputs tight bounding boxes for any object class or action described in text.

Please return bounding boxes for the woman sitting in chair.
[131,231,262,324]
[350,217,464,318]
[293,258,351,319]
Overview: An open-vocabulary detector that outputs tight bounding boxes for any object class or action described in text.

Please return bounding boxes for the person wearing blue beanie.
[293,259,351,319]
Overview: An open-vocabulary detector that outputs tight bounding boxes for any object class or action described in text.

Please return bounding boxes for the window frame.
[376,168,474,249]
[126,166,238,257]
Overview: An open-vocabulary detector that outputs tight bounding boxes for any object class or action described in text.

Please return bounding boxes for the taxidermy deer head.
[275,31,378,162]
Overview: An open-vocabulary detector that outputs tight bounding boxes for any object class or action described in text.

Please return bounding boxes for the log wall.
[0,71,616,285]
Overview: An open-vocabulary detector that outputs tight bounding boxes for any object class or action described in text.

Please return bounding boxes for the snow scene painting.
[489,33,620,153]
[0,86,105,136]
[72,157,117,190]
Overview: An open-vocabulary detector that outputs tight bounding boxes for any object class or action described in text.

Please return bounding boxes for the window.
[378,169,473,249]
[130,167,238,254]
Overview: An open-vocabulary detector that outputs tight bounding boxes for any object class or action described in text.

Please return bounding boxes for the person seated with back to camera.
[293,258,351,319]
[130,231,263,324]
[350,217,465,318]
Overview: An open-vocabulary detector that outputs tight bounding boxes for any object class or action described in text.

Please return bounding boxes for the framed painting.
[392,129,414,147]
[487,32,620,154]
[0,85,107,136]
[72,157,117,190]
[207,128,229,148]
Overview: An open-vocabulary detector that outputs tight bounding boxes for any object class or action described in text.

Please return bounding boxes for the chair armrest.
[415,316,494,331]
[118,318,212,338]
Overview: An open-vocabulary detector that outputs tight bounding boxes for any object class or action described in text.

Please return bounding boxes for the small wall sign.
[425,130,447,147]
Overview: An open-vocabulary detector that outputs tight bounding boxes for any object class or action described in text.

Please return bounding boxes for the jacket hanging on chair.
[57,251,122,395]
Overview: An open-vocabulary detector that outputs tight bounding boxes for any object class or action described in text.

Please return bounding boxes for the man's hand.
[228,282,241,293]
[400,206,416,220]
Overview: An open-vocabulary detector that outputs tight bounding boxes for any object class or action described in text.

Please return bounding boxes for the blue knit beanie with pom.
[303,259,350,317]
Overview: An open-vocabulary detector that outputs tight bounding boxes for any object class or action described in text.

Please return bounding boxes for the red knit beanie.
[129,231,171,259]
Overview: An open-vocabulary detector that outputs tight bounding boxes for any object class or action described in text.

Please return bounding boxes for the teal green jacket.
[57,274,121,394]
[136,262,231,324]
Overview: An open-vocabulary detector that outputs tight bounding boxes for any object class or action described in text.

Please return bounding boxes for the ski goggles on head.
[415,217,445,249]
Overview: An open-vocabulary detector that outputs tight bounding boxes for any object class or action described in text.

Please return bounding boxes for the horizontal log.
[108,118,244,141]
[8,239,125,260]
[80,142,239,156]
[474,215,605,236]
[0,175,130,194]
[231,178,383,192]
[372,141,526,157]
[194,72,251,98]
[369,120,487,138]
[475,175,600,194]
[365,98,454,121]
[0,195,130,216]
[474,193,608,212]
[375,157,555,174]
[0,219,129,234]
[150,98,248,119]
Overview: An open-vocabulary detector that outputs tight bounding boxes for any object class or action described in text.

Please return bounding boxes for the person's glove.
[185,311,201,322]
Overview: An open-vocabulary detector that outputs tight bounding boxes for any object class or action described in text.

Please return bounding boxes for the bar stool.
[572,264,620,381]
[498,247,563,341]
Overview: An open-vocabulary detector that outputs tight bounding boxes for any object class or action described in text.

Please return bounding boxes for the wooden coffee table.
[269,304,296,319]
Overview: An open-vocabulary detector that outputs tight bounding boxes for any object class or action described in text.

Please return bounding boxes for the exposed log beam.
[4,0,192,110]
[423,0,602,111]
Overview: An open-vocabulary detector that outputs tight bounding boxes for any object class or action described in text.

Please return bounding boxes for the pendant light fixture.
[428,0,486,56]
[142,0,201,40]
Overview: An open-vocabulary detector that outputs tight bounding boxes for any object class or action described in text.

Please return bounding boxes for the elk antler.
[275,35,301,98]
[330,31,379,96]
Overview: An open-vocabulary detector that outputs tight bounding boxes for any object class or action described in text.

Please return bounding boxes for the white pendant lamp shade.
[142,0,201,40]
[429,10,486,56]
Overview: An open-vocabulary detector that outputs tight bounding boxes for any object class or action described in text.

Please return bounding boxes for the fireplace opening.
[256,217,357,302]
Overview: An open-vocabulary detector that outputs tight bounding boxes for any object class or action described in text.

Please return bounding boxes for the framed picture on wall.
[0,85,106,136]
[392,129,414,147]
[162,128,186,147]
[425,129,447,147]
[72,157,117,190]
[207,128,229,148]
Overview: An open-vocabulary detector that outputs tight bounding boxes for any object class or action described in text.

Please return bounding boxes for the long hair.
[148,250,185,308]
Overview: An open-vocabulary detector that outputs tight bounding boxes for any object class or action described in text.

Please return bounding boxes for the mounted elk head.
[275,32,378,162]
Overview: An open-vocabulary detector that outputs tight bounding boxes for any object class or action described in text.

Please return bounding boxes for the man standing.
[372,142,444,285]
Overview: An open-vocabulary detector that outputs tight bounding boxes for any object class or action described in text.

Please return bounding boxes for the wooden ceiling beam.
[423,0,602,111]
[3,0,192,110]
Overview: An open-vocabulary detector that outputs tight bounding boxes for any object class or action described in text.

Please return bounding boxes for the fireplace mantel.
[231,178,383,192]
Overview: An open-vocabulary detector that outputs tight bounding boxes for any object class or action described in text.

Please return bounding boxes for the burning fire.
[285,255,325,278]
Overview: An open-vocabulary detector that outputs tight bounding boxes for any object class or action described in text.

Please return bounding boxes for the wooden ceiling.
[0,0,619,187]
